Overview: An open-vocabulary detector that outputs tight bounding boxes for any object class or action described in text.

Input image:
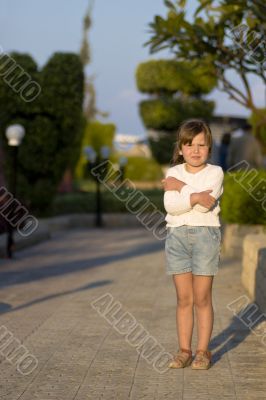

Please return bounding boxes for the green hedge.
[75,120,116,180]
[136,59,217,95]
[125,156,163,181]
[47,169,266,226]
[0,52,84,213]
[221,170,266,225]
[46,188,164,217]
[149,135,177,165]
[249,109,266,153]
[139,97,215,131]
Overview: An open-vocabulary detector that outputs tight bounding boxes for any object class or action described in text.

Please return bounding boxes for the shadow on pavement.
[0,279,112,315]
[210,305,266,365]
[0,240,164,288]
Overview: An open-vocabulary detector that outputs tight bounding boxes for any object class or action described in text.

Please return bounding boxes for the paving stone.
[0,228,265,400]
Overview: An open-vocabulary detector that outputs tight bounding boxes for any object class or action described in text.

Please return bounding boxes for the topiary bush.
[125,156,163,182]
[136,59,217,96]
[46,188,165,217]
[249,109,266,154]
[0,52,84,213]
[136,58,216,165]
[139,97,214,131]
[75,120,116,181]
[148,135,177,165]
[221,169,266,225]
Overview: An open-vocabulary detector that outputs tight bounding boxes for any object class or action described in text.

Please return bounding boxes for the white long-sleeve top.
[164,163,224,227]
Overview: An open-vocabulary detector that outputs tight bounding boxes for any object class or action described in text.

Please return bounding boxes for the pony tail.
[170,143,184,166]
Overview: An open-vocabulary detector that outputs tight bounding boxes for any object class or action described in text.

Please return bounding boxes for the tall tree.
[136,59,216,164]
[80,0,108,120]
[146,0,266,150]
[0,52,84,213]
[75,1,115,182]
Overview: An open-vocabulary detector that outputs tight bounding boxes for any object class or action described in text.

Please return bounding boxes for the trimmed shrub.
[47,188,165,217]
[149,135,177,165]
[125,157,163,182]
[249,108,266,154]
[135,58,216,165]
[0,52,84,213]
[75,120,116,180]
[136,59,217,95]
[221,169,266,225]
[139,98,215,131]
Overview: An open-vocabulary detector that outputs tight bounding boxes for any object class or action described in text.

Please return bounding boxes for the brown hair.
[171,119,213,166]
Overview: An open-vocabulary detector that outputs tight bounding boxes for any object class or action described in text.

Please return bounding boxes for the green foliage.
[125,156,163,182]
[136,59,217,96]
[136,8,219,164]
[83,120,115,152]
[79,2,107,120]
[0,52,84,213]
[221,170,266,225]
[149,136,177,165]
[249,109,266,153]
[41,53,85,172]
[146,1,266,115]
[0,53,40,125]
[139,98,215,131]
[75,120,116,180]
[48,188,164,217]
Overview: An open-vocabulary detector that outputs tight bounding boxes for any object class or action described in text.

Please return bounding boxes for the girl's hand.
[193,190,216,209]
[161,177,185,191]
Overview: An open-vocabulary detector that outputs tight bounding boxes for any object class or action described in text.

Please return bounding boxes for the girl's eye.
[185,144,207,147]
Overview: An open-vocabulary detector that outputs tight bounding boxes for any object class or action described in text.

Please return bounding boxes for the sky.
[0,0,264,136]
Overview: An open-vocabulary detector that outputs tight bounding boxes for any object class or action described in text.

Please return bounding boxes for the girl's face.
[179,132,210,167]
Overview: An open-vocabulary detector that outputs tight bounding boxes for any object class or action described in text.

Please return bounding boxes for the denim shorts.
[165,225,222,276]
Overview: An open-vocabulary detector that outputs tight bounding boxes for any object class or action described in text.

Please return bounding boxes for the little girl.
[162,119,224,370]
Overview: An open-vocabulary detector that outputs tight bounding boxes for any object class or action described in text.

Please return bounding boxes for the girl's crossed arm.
[163,168,224,216]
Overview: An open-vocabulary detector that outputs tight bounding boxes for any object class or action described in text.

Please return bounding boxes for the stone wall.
[242,233,266,313]
[222,224,265,258]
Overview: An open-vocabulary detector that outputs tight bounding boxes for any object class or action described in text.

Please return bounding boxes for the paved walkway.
[0,228,265,400]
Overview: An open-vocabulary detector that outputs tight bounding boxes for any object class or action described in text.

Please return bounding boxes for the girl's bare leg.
[172,272,194,350]
[192,275,214,350]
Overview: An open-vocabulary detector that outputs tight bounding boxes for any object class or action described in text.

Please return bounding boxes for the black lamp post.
[5,124,25,258]
[119,156,128,183]
[84,145,110,228]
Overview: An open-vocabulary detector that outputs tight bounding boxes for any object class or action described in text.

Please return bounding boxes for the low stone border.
[0,221,51,258]
[1,215,264,265]
[42,213,161,231]
[222,223,265,258]
[242,233,266,313]
[0,213,163,257]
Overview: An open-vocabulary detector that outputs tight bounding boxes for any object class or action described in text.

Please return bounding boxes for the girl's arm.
[163,173,198,216]
[179,168,224,212]
[164,190,194,216]
[163,168,224,215]
[163,185,216,215]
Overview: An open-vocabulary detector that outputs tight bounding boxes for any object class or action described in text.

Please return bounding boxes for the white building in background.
[114,116,259,164]
[209,115,248,142]
[114,133,152,158]
[148,115,249,144]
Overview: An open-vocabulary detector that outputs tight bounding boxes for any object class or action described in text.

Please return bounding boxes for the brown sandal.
[168,348,192,369]
[191,349,212,370]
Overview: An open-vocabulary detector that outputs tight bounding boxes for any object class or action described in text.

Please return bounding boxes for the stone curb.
[0,213,164,257]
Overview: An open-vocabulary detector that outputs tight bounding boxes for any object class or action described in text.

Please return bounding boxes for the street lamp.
[5,124,25,258]
[119,156,128,183]
[84,145,110,227]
